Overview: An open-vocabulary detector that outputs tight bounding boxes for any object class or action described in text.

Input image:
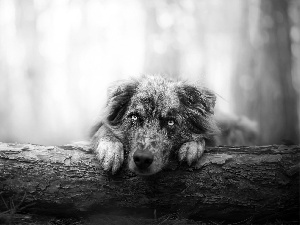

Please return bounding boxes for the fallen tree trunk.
[0,142,299,223]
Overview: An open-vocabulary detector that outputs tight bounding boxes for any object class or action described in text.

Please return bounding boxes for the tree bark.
[0,142,299,222]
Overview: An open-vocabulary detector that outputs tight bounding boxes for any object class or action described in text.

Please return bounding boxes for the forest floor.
[0,212,299,225]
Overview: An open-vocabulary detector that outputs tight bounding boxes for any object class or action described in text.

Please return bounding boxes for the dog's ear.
[177,84,219,138]
[106,80,138,127]
[177,84,216,115]
[200,88,217,114]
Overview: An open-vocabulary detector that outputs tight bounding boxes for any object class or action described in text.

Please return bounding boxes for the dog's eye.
[167,120,175,126]
[131,114,138,121]
[129,113,142,122]
[128,113,143,126]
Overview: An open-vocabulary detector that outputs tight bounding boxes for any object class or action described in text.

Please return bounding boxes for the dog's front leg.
[178,139,205,166]
[91,125,124,174]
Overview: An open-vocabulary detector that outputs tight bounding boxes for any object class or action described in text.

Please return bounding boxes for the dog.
[215,111,258,146]
[90,75,219,175]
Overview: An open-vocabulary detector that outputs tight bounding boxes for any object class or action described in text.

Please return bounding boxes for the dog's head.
[104,75,218,175]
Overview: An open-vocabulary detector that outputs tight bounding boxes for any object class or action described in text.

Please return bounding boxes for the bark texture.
[0,142,299,222]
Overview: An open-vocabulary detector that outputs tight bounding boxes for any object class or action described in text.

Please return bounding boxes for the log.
[0,142,299,223]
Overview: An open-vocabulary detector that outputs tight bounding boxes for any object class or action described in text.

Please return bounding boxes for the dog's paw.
[95,140,124,174]
[178,139,205,166]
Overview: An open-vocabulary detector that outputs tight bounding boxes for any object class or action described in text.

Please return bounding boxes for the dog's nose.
[133,150,154,169]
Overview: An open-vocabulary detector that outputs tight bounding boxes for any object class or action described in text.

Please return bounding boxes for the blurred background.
[0,0,299,146]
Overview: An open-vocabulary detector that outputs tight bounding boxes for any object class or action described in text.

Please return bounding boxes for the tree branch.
[0,142,299,222]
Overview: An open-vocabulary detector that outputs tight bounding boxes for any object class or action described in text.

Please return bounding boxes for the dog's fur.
[91,75,219,175]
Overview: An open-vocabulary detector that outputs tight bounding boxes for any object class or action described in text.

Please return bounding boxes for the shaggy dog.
[91,75,219,175]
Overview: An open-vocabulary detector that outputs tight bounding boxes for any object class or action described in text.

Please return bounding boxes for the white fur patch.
[96,140,124,174]
[178,139,205,165]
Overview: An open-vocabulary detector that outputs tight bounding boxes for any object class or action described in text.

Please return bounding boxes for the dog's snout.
[133,150,154,169]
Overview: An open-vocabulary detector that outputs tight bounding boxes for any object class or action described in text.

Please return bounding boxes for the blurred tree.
[142,1,181,78]
[0,0,298,145]
[233,0,299,144]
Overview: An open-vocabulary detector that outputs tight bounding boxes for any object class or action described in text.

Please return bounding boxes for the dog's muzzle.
[129,128,167,175]
[133,149,154,169]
